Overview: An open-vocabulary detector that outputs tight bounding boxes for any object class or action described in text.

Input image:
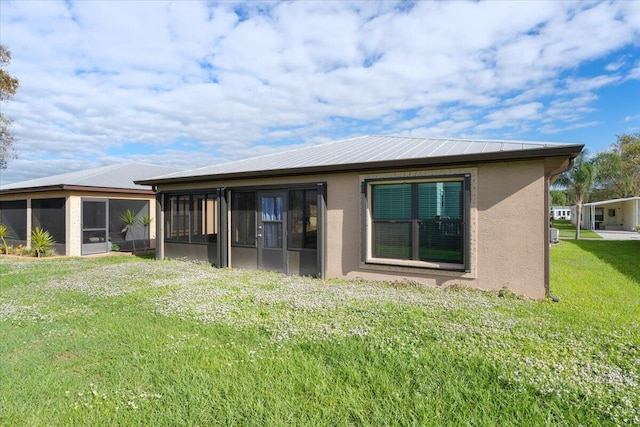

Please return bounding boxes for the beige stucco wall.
[476,161,546,298]
[156,158,550,299]
[67,194,80,256]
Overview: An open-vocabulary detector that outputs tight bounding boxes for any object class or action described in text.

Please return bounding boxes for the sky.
[1,0,639,185]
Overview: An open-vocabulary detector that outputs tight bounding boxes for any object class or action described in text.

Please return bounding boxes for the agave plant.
[31,227,55,258]
[0,223,10,255]
[120,209,139,252]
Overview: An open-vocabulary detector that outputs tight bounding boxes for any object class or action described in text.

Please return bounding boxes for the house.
[580,197,640,231]
[137,135,583,299]
[551,206,572,220]
[0,163,180,256]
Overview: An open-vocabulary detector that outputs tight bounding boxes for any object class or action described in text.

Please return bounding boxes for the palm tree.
[555,152,594,240]
[120,209,139,252]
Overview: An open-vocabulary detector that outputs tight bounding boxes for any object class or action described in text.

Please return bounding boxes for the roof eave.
[137,144,585,186]
[0,184,155,196]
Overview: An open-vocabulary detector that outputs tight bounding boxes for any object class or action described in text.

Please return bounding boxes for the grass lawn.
[1,243,638,426]
[552,219,602,239]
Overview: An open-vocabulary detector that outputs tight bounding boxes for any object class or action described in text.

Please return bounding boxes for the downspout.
[545,157,576,302]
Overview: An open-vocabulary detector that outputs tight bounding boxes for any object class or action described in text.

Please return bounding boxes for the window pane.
[207,196,218,234]
[168,196,190,241]
[262,196,283,221]
[373,184,412,219]
[419,222,463,263]
[189,195,217,243]
[32,198,66,244]
[289,190,304,249]
[83,230,106,244]
[418,181,462,219]
[442,182,462,219]
[83,201,106,229]
[289,189,318,250]
[373,221,412,259]
[304,190,318,249]
[263,223,283,248]
[192,195,204,239]
[231,192,256,246]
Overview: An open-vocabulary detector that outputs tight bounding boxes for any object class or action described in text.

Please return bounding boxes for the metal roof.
[0,163,181,193]
[138,135,583,185]
[584,196,640,206]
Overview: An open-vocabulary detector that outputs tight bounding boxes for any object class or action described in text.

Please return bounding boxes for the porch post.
[217,188,228,268]
[155,192,164,260]
[317,183,327,280]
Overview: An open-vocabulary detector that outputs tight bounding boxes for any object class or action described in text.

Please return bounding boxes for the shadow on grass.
[133,251,156,260]
[570,240,640,284]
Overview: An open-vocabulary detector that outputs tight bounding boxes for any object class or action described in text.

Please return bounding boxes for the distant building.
[0,163,180,256]
[551,206,572,220]
[580,197,640,231]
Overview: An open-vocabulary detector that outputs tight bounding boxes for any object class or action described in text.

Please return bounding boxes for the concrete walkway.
[594,230,640,240]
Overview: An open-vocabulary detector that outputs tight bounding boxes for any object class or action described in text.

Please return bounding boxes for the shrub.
[31,227,55,257]
[0,223,9,255]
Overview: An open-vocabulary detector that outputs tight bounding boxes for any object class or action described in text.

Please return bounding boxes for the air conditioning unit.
[549,227,559,243]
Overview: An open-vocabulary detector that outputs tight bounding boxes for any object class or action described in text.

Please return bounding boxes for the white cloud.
[628,63,640,80]
[1,0,639,183]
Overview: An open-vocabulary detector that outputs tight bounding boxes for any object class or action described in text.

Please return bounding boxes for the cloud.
[628,63,640,80]
[1,0,640,183]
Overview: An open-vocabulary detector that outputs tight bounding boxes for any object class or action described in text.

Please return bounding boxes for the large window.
[231,191,256,246]
[166,194,217,243]
[0,200,27,241]
[289,189,317,250]
[32,198,66,244]
[368,176,468,270]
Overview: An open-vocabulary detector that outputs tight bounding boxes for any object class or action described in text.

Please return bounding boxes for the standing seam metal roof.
[0,163,181,192]
[140,135,582,183]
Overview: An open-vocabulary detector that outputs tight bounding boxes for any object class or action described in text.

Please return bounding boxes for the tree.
[589,133,640,201]
[614,132,640,196]
[0,45,19,170]
[550,189,569,206]
[555,152,594,240]
[591,151,625,200]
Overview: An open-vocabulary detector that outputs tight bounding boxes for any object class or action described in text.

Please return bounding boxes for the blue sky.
[1,0,639,185]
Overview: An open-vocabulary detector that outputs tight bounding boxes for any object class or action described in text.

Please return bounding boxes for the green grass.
[1,244,638,426]
[552,219,602,239]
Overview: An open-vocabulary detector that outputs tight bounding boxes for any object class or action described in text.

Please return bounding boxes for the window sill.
[361,259,473,278]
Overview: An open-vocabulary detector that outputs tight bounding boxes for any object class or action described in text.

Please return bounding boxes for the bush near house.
[30,226,55,257]
[0,240,637,426]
